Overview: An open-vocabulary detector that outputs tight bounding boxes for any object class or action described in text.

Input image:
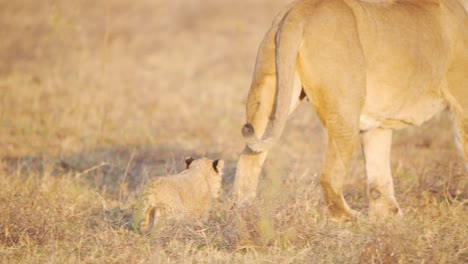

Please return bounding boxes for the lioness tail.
[243,9,303,153]
[242,123,277,152]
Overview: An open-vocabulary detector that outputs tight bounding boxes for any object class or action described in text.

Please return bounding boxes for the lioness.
[138,157,223,234]
[234,0,467,218]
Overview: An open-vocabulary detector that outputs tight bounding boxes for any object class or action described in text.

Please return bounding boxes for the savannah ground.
[0,0,466,263]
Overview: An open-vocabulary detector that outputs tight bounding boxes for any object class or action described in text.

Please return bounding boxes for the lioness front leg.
[361,128,402,217]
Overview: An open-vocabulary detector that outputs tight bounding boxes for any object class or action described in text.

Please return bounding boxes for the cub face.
[185,156,224,198]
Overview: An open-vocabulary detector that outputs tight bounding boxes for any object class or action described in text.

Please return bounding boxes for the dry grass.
[0,0,466,263]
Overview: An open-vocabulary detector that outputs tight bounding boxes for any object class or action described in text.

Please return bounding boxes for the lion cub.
[138,157,223,234]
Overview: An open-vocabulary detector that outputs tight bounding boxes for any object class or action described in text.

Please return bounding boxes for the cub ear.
[212,159,224,174]
[185,157,195,169]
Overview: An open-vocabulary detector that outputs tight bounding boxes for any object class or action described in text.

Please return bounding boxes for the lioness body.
[235,0,467,218]
[139,158,223,234]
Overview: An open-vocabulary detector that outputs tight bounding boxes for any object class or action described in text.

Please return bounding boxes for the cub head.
[185,156,224,198]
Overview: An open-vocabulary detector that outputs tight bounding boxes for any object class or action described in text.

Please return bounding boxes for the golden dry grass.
[0,0,466,263]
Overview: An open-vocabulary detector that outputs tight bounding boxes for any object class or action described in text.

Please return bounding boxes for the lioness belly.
[359,97,447,131]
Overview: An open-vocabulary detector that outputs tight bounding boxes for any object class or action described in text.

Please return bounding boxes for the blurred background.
[1,0,285,155]
[0,0,464,198]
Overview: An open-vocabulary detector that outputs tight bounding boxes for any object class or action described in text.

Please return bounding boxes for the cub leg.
[140,206,155,235]
[361,128,402,217]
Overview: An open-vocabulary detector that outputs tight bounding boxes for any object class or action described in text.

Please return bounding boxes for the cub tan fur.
[234,0,467,218]
[138,157,223,234]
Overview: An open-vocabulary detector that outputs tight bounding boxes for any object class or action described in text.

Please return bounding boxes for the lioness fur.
[138,157,223,234]
[234,0,467,218]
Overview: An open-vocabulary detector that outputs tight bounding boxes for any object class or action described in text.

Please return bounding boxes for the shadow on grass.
[3,144,237,195]
[1,144,239,231]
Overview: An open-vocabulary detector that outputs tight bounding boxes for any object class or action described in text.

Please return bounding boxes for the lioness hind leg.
[233,22,277,205]
[234,85,304,204]
[234,149,268,204]
[234,11,305,204]
[320,121,360,219]
[361,128,402,217]
[234,77,274,204]
[308,60,364,219]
